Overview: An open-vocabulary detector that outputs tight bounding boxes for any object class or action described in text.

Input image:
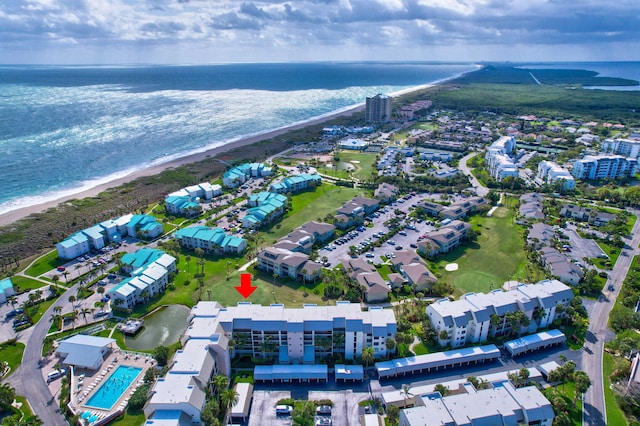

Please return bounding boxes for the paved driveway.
[563,227,607,261]
[308,390,369,426]
[248,390,292,426]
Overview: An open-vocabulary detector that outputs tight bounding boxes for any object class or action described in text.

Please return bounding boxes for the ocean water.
[0,62,477,215]
[520,61,640,90]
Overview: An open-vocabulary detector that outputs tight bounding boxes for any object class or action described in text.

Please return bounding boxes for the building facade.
[426,280,573,348]
[537,160,576,190]
[571,154,637,180]
[365,94,392,123]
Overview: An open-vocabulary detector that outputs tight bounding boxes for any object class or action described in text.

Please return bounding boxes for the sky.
[0,0,639,64]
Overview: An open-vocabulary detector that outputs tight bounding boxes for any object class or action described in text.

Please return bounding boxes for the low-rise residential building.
[257,247,321,282]
[571,154,637,180]
[334,196,380,229]
[527,222,555,249]
[341,259,390,302]
[273,221,335,254]
[538,247,584,286]
[164,195,202,217]
[108,249,176,309]
[399,382,554,426]
[560,204,617,226]
[416,197,487,220]
[0,277,15,304]
[242,192,287,229]
[222,163,273,188]
[390,251,437,292]
[417,220,472,257]
[537,160,576,190]
[519,193,545,220]
[374,182,400,203]
[270,173,321,194]
[167,182,222,200]
[56,214,161,259]
[426,280,573,348]
[174,226,247,254]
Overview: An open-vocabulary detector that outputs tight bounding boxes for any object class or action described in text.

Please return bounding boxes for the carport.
[254,365,328,383]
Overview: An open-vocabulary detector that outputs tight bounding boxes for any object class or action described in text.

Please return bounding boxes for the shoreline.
[0,103,367,227]
[0,68,474,228]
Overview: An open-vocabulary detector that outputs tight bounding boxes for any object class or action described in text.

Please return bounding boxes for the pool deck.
[69,349,153,424]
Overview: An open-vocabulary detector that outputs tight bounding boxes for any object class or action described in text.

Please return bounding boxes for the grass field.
[432,204,545,294]
[323,151,378,181]
[0,341,25,376]
[261,184,362,241]
[10,275,49,291]
[24,250,64,277]
[603,353,629,426]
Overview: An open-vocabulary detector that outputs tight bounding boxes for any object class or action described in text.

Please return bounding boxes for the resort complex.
[4,82,640,426]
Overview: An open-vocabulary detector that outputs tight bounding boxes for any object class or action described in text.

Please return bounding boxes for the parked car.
[316,405,332,415]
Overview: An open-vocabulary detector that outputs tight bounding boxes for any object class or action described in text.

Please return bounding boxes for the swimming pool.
[85,366,142,410]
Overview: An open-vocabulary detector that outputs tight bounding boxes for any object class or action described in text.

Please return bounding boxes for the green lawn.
[595,240,621,269]
[334,151,379,181]
[24,250,64,277]
[10,275,49,291]
[543,382,583,426]
[432,205,545,294]
[603,353,629,426]
[0,341,25,376]
[261,184,362,241]
[109,409,146,426]
[26,297,57,325]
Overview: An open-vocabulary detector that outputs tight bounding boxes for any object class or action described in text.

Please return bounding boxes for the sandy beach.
[0,103,367,227]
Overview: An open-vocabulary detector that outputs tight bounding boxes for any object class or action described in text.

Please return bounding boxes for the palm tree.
[79,308,94,324]
[97,286,105,297]
[62,271,70,284]
[400,383,413,408]
[211,374,229,395]
[68,310,79,329]
[573,371,592,403]
[7,295,18,311]
[385,337,397,357]
[68,295,76,309]
[220,388,239,422]
[361,346,375,368]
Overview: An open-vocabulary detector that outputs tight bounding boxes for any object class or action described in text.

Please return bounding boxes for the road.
[459,152,489,197]
[6,283,84,426]
[582,210,640,425]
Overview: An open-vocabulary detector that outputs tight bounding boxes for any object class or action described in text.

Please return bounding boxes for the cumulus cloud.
[0,0,638,63]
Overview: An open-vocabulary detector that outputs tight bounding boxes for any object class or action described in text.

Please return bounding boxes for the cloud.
[0,0,638,63]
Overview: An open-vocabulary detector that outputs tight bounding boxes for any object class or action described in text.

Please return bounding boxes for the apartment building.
[174,226,247,254]
[602,137,640,159]
[417,220,471,257]
[241,192,287,229]
[334,196,380,229]
[222,162,273,188]
[426,280,573,348]
[399,382,554,426]
[269,173,321,194]
[273,221,335,254]
[56,214,161,259]
[537,160,576,190]
[485,135,518,181]
[571,154,637,180]
[365,93,392,123]
[108,249,176,309]
[257,247,321,282]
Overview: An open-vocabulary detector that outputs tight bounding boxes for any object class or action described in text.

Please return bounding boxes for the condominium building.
[365,93,392,123]
[426,280,573,348]
[399,382,554,426]
[485,135,518,181]
[56,214,161,259]
[222,163,273,188]
[269,173,321,194]
[417,220,471,257]
[241,192,287,229]
[256,247,321,282]
[0,278,15,304]
[571,154,637,180]
[174,226,247,254]
[537,160,576,190]
[108,249,176,309]
[602,137,640,159]
[144,301,397,424]
[167,182,222,201]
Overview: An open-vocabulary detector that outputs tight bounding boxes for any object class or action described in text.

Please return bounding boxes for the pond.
[124,305,189,351]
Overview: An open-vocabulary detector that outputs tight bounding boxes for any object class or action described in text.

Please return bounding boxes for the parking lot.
[319,192,441,266]
[563,226,607,262]
[248,390,293,426]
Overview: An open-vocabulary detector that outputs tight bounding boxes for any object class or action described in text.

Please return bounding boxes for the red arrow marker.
[235,273,257,299]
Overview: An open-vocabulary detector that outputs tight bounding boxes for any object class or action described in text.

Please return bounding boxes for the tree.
[153,345,170,366]
[68,295,76,309]
[0,383,15,410]
[400,383,413,407]
[434,384,449,396]
[361,346,375,368]
[79,308,93,324]
[97,286,105,297]
[220,388,239,420]
[386,404,399,425]
[143,367,157,385]
[573,370,591,403]
[201,399,221,426]
[385,337,397,355]
[211,374,229,395]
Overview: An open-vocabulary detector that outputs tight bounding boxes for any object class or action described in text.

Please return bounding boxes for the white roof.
[149,374,205,409]
[56,335,114,369]
[231,383,253,417]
